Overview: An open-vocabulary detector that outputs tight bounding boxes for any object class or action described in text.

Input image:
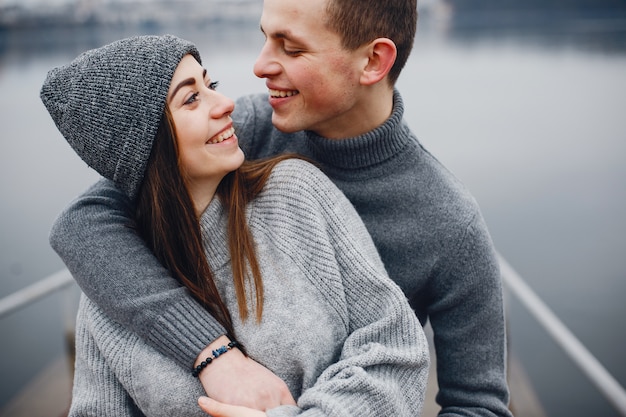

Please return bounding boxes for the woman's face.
[167,54,244,208]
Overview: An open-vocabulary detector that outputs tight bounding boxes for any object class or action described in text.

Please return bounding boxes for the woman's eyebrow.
[168,68,206,102]
[169,69,207,103]
[169,77,196,103]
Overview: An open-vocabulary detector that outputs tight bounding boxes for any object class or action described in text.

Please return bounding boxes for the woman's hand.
[197,336,296,409]
[198,397,267,417]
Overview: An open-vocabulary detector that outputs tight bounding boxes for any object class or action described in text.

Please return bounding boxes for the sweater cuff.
[266,405,301,417]
[146,299,227,367]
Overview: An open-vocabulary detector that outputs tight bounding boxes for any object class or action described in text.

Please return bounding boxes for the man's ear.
[360,38,397,86]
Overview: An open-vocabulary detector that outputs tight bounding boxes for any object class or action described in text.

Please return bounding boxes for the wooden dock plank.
[0,355,72,417]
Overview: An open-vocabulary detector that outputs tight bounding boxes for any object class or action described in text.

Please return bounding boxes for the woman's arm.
[52,178,294,409]
[70,295,147,417]
[254,160,430,417]
[291,197,430,416]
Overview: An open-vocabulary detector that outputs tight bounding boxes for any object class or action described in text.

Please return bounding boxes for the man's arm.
[51,178,294,409]
[429,214,513,417]
[51,178,223,363]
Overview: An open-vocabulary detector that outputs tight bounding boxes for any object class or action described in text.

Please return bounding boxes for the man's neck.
[317,86,394,140]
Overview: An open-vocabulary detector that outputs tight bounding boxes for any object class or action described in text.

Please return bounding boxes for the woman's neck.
[187,180,219,217]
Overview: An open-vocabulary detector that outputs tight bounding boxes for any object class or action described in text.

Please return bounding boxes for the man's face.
[254,0,368,139]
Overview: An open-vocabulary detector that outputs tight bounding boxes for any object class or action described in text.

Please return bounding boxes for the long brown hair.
[135,107,296,337]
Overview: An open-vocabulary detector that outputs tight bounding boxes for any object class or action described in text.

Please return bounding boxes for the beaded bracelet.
[192,340,240,377]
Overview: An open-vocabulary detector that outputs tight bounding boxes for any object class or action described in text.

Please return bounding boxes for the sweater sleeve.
[69,296,146,417]
[50,178,226,367]
[266,160,430,417]
[428,212,512,417]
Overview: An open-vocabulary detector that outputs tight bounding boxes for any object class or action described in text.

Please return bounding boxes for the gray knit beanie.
[40,34,201,200]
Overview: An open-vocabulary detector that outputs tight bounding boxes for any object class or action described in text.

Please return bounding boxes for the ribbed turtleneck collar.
[303,90,413,170]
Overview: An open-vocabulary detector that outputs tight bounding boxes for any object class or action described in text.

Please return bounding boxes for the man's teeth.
[208,127,235,144]
[269,89,298,98]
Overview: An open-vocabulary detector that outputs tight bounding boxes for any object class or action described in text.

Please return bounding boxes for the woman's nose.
[210,91,235,118]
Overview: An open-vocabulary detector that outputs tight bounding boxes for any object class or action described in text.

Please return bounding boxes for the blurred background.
[1,0,625,416]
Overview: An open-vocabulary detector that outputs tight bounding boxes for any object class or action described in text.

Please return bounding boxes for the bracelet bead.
[191,340,240,377]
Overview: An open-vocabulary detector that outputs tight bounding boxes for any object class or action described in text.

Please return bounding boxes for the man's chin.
[271,115,301,134]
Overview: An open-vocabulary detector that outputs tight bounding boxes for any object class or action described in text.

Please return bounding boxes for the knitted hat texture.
[40,34,201,200]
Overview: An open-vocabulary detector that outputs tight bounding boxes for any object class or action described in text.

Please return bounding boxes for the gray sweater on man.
[68,160,428,416]
[52,91,512,416]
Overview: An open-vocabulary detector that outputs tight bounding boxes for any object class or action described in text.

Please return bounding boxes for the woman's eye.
[184,92,199,105]
[209,81,219,90]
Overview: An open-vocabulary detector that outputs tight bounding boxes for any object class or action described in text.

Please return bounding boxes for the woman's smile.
[207,126,236,144]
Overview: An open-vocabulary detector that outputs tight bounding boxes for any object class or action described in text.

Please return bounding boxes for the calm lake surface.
[1,5,625,416]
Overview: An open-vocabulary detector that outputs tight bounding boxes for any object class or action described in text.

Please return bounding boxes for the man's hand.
[198,397,267,417]
[196,335,296,410]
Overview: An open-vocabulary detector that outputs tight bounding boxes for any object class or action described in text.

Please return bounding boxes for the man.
[51,0,512,415]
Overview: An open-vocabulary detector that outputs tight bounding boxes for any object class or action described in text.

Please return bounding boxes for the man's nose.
[253,42,280,79]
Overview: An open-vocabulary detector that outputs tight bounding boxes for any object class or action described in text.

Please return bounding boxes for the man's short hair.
[325,0,418,85]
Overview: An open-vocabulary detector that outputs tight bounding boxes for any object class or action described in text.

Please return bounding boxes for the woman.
[41,35,429,417]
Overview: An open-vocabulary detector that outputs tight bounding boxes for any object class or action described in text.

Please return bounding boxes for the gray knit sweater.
[51,91,511,416]
[68,159,429,417]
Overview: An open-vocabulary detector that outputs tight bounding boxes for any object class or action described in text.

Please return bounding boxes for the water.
[1,5,625,416]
